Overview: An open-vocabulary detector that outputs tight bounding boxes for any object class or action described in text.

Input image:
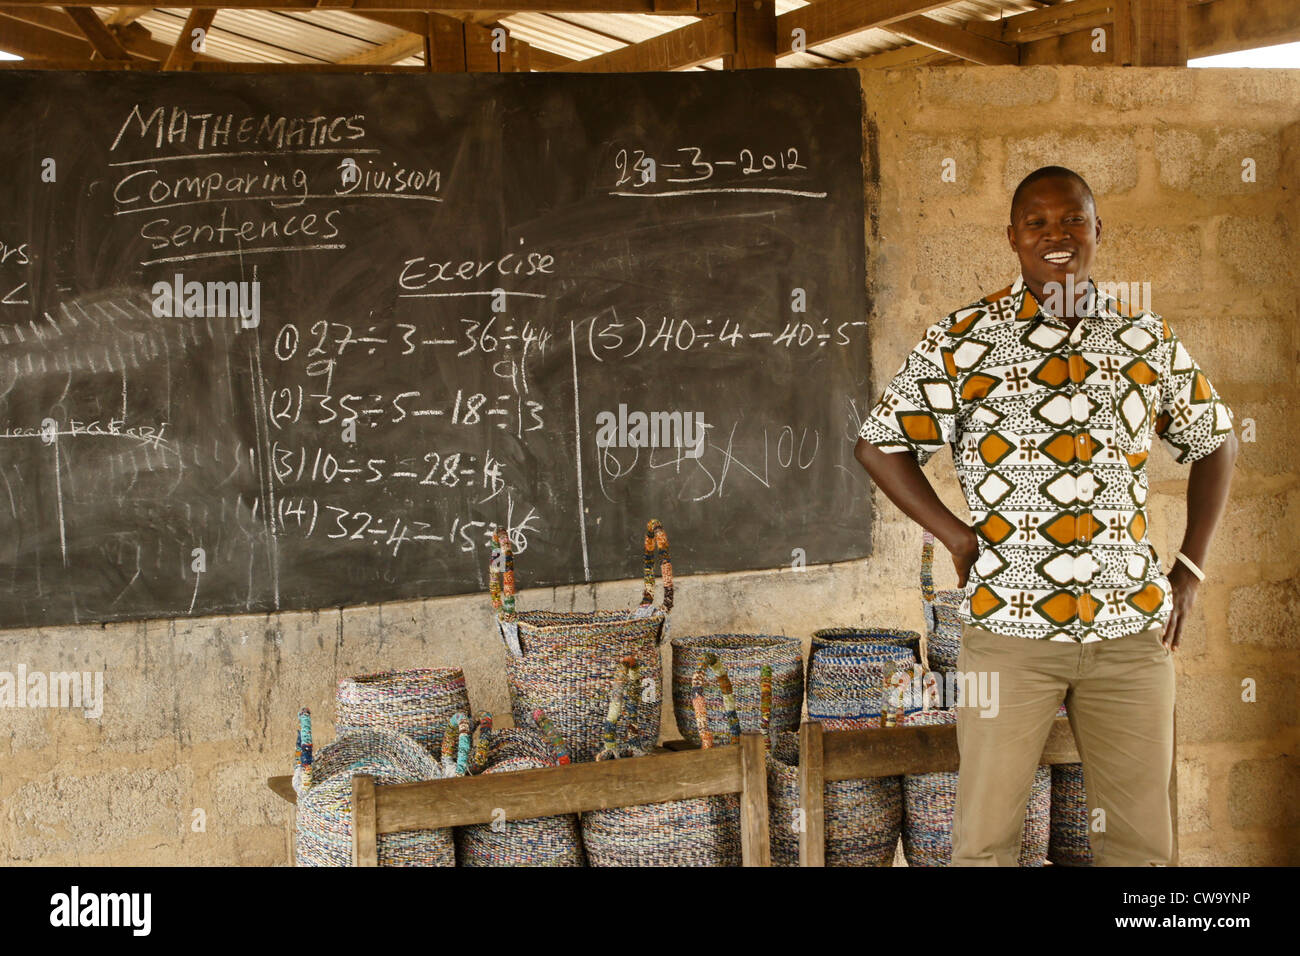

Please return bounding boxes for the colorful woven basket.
[811,626,923,662]
[806,643,919,729]
[489,521,671,763]
[671,634,803,745]
[295,727,453,867]
[921,530,966,670]
[1049,762,1094,866]
[899,710,1050,867]
[336,667,471,758]
[766,730,902,867]
[581,654,742,867]
[455,722,586,867]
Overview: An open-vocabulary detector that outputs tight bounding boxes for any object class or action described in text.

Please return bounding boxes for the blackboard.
[0,68,871,628]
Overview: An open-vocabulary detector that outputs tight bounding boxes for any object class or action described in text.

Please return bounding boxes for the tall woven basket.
[455,722,585,867]
[489,521,672,763]
[900,710,1050,867]
[581,654,742,867]
[920,531,966,670]
[806,643,919,729]
[295,728,454,867]
[1049,762,1093,865]
[767,730,902,867]
[671,634,803,746]
[336,667,471,758]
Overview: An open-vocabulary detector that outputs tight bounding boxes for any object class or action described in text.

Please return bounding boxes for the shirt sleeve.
[1155,319,1235,464]
[858,322,960,467]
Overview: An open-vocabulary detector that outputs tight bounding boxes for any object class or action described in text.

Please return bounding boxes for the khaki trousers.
[949,621,1176,866]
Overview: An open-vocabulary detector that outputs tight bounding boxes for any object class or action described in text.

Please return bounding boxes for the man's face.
[1006,177,1101,304]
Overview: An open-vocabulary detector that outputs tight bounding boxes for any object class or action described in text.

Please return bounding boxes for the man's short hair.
[1010,166,1096,222]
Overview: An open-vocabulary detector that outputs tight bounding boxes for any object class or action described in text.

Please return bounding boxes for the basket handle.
[294,707,313,792]
[488,527,517,621]
[441,712,473,777]
[692,652,741,750]
[468,711,494,774]
[597,655,647,761]
[639,518,674,614]
[759,664,772,756]
[530,707,572,765]
[921,529,936,603]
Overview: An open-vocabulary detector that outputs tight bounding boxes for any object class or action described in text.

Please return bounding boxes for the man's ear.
[1094,217,1102,245]
[1006,223,1017,250]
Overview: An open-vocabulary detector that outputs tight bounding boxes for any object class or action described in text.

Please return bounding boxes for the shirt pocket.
[1111,380,1158,456]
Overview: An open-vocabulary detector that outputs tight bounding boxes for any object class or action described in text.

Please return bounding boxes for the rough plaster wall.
[0,66,1296,866]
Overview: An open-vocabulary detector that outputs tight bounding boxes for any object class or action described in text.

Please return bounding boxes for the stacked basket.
[806,628,923,729]
[295,726,454,867]
[671,634,803,745]
[920,530,966,674]
[488,522,672,762]
[336,667,471,757]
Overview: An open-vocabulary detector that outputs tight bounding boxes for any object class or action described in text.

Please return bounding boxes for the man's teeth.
[1043,251,1073,263]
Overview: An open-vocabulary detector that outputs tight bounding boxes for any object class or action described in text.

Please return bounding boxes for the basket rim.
[338,667,466,687]
[813,627,922,640]
[670,633,801,650]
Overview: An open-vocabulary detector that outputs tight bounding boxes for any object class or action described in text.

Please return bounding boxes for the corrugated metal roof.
[26,2,1063,68]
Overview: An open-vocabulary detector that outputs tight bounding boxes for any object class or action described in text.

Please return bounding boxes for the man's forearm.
[854,437,970,549]
[1178,431,1239,570]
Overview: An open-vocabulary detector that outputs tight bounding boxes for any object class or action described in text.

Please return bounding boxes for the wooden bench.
[794,715,1179,866]
[268,732,771,866]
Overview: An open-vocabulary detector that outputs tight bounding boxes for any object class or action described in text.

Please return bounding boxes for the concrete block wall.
[0,66,1296,865]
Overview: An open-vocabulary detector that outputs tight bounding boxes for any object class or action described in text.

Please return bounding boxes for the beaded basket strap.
[623,655,643,750]
[759,665,772,756]
[469,711,494,774]
[296,707,313,790]
[921,529,936,604]
[597,657,634,761]
[640,518,674,613]
[531,707,572,765]
[692,652,742,750]
[441,712,473,777]
[487,527,517,621]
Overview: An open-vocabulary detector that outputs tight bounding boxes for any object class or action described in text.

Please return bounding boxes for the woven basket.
[671,634,803,745]
[806,643,919,729]
[766,730,902,867]
[921,531,966,669]
[582,654,742,867]
[1049,762,1093,866]
[489,522,671,763]
[336,668,471,758]
[455,723,585,867]
[900,710,1050,867]
[295,728,453,867]
[811,626,923,661]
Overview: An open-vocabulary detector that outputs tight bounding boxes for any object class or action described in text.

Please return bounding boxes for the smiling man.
[855,166,1238,866]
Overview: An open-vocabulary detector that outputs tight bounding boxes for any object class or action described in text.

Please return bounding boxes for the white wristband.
[1175,551,1206,581]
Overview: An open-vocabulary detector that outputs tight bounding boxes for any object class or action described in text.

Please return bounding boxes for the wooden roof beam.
[0,0,707,14]
[62,5,131,57]
[105,6,152,26]
[163,7,215,69]
[776,0,955,50]
[885,14,1019,64]
[561,11,734,71]
[0,10,93,56]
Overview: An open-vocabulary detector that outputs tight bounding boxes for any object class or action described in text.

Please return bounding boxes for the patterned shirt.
[860,274,1235,642]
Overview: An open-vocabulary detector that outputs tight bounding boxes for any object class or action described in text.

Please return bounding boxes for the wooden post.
[1114,0,1187,65]
[428,15,467,72]
[728,0,776,69]
[350,774,378,867]
[798,721,825,867]
[738,733,771,866]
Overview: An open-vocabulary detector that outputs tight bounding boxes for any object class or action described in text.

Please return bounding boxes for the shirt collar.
[1009,273,1111,329]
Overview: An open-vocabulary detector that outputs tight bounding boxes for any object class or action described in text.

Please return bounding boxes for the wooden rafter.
[163,7,216,69]
[62,5,130,57]
[885,14,1019,64]
[562,11,732,71]
[0,0,723,13]
[105,6,151,26]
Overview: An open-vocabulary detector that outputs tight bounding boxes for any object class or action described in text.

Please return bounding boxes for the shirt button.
[1077,471,1097,501]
